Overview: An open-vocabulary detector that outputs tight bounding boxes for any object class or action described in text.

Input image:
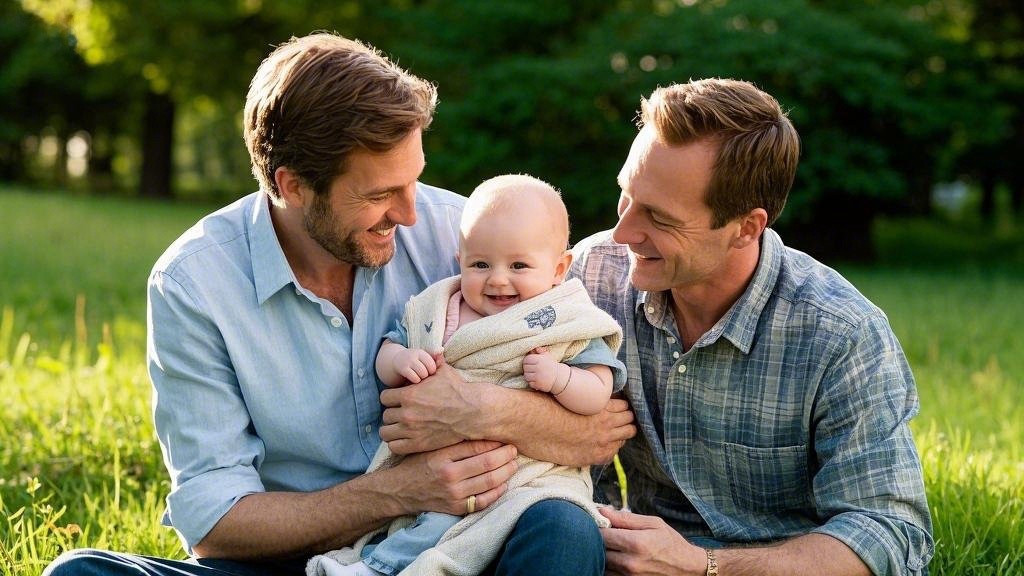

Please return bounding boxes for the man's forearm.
[602,509,873,576]
[473,384,632,466]
[193,467,408,559]
[379,364,635,463]
[192,439,519,560]
[716,534,870,576]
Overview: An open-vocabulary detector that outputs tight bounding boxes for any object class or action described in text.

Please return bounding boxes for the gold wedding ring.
[466,494,477,514]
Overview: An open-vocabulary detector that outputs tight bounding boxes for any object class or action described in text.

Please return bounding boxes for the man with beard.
[44,32,633,576]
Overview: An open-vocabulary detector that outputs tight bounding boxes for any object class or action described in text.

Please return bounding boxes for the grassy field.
[1,188,1022,575]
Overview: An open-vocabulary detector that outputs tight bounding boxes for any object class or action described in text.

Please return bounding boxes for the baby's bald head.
[461,174,569,255]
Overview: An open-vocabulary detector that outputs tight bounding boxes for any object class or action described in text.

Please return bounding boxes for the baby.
[312,174,624,576]
[377,174,618,414]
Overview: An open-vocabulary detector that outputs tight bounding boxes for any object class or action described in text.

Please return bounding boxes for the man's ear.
[553,250,573,284]
[274,166,309,207]
[732,208,768,249]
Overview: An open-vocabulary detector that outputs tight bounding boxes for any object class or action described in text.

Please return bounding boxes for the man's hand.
[601,508,873,576]
[600,507,707,576]
[381,358,636,465]
[586,398,637,464]
[392,440,519,515]
[380,358,482,454]
[192,440,519,559]
[390,347,438,384]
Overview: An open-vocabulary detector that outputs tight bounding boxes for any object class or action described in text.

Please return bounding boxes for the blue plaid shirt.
[570,229,933,576]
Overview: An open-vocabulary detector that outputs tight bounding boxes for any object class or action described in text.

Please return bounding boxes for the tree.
[16,0,1006,258]
[388,0,995,258]
[369,0,628,232]
[962,0,1024,221]
[19,0,312,198]
[0,0,132,185]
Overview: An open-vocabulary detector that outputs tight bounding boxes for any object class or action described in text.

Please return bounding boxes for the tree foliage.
[0,0,133,183]
[9,0,1021,258]
[374,0,1004,257]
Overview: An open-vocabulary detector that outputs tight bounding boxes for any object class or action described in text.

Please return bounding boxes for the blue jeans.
[362,511,461,575]
[43,500,604,576]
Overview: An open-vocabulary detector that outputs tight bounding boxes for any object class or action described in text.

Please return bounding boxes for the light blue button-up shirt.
[571,229,933,576]
[147,185,464,550]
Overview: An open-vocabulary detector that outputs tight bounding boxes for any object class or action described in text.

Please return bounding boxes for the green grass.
[0,188,214,574]
[0,187,216,354]
[1,188,1022,575]
[843,267,1024,574]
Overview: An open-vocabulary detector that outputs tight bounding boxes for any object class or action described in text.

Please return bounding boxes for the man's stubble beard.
[304,193,394,269]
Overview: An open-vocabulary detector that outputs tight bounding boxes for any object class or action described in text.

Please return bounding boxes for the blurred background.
[1,0,1021,260]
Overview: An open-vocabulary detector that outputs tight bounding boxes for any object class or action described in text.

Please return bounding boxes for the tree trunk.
[52,132,67,186]
[139,90,175,199]
[1010,178,1023,219]
[0,142,25,181]
[978,172,996,222]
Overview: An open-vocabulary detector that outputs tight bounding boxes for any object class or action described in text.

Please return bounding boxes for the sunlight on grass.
[918,425,1023,574]
[0,304,183,576]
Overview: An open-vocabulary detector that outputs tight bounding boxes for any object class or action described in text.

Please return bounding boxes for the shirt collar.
[635,289,671,332]
[632,228,783,354]
[249,193,299,305]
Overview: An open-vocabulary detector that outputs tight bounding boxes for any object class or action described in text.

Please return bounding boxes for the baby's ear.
[553,250,573,284]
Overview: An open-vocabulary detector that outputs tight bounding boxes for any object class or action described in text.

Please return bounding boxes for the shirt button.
[666,336,676,344]
[364,424,373,434]
[330,317,343,327]
[357,368,365,377]
[672,351,680,359]
[646,306,655,314]
[677,364,687,374]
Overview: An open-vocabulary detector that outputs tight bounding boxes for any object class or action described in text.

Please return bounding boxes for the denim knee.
[43,549,126,576]
[501,499,604,576]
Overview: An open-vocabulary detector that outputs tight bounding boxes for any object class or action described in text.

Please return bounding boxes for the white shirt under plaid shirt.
[570,228,933,576]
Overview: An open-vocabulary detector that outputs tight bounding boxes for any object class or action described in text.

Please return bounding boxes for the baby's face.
[458,212,569,317]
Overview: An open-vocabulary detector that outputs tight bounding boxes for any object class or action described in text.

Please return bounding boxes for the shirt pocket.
[721,442,811,512]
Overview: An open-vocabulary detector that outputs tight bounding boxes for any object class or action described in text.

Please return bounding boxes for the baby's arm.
[523,348,613,415]
[375,340,439,387]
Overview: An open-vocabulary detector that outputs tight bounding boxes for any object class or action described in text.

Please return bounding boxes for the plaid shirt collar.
[634,229,784,355]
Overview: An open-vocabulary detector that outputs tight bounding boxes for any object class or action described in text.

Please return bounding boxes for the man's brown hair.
[244,32,437,200]
[641,78,799,227]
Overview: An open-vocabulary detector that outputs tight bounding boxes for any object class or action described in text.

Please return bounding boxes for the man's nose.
[388,184,418,227]
[611,207,642,246]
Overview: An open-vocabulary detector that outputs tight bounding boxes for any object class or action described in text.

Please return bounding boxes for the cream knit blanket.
[307,276,622,576]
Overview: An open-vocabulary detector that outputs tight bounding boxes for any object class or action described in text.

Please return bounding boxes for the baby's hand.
[392,348,438,384]
[523,347,559,392]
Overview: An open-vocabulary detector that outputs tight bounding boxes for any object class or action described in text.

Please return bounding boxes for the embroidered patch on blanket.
[525,305,556,329]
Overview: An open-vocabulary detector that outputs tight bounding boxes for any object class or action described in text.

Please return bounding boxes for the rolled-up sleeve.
[568,338,627,392]
[148,270,266,551]
[811,313,934,575]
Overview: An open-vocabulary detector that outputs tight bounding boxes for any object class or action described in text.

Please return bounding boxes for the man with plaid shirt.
[571,79,933,576]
